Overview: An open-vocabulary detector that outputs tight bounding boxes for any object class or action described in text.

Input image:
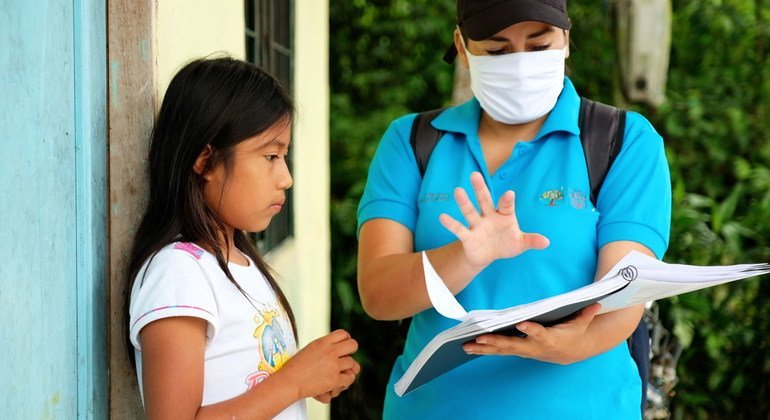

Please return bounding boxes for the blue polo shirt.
[358,78,671,419]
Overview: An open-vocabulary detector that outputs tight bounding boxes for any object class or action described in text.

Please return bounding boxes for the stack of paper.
[394,251,770,397]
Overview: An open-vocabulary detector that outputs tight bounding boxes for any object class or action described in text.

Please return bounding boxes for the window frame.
[245,0,295,252]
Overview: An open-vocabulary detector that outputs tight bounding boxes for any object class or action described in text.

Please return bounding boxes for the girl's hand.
[278,329,359,400]
[462,304,602,365]
[439,172,549,269]
[312,365,361,404]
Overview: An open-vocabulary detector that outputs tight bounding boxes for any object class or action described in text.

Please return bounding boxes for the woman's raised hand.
[439,171,549,269]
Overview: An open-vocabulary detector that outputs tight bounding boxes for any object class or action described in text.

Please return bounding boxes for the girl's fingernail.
[517,324,528,332]
[476,338,487,344]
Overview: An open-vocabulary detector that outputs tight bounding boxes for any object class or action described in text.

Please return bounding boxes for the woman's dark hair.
[124,57,297,368]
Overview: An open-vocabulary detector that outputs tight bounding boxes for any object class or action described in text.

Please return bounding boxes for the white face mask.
[464,43,566,125]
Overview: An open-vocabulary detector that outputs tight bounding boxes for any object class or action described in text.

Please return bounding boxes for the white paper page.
[399,250,769,397]
[596,251,770,313]
[422,251,468,320]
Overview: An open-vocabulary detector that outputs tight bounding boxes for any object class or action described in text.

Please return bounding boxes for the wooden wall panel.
[107,0,156,417]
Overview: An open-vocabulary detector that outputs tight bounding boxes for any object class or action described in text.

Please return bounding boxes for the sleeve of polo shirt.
[357,114,422,234]
[596,111,672,259]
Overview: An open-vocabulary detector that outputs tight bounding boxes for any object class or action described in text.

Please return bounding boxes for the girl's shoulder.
[129,241,222,351]
[152,241,209,262]
[138,241,213,279]
[166,241,208,261]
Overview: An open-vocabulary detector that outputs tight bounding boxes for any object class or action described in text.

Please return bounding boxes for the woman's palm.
[439,172,549,268]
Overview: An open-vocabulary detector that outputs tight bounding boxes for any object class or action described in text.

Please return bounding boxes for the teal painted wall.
[0,0,107,418]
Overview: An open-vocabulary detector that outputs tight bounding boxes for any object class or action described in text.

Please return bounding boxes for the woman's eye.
[530,43,551,52]
[486,49,507,56]
[265,154,279,162]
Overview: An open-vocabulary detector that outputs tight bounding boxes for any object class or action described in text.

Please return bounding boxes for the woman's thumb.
[523,233,550,250]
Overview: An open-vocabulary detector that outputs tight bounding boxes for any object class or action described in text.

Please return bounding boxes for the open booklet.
[394,251,770,397]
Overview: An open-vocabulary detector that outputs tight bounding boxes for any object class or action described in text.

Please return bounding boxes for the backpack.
[408,98,650,413]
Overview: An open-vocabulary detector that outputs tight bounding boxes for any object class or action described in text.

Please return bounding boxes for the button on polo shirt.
[358,77,670,419]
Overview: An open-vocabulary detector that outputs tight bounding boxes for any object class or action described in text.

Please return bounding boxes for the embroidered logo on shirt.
[540,188,588,210]
[174,242,204,259]
[419,193,451,203]
[569,190,587,210]
[540,188,565,207]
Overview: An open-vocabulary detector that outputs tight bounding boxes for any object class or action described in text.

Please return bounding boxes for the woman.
[356,0,671,418]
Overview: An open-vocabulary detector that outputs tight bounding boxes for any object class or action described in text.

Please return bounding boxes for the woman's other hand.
[462,303,602,364]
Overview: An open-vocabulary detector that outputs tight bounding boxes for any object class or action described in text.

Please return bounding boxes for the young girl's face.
[200,120,293,234]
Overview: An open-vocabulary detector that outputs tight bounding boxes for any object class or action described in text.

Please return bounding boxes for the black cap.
[443,0,571,63]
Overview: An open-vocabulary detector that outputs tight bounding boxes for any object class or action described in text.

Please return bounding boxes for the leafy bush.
[330,0,770,418]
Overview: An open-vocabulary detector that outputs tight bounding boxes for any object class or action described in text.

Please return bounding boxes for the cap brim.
[462,0,571,41]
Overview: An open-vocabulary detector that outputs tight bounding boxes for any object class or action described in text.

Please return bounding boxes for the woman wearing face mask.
[356,0,671,418]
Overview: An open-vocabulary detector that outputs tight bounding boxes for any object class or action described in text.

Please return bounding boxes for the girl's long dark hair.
[124,57,297,368]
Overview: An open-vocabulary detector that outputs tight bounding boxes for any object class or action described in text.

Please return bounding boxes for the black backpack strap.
[578,97,626,206]
[400,108,446,335]
[409,108,446,176]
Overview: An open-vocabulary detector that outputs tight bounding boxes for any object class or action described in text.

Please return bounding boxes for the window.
[245,0,294,252]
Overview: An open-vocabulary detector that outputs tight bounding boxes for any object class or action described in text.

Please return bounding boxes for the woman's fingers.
[441,173,551,262]
[470,172,496,215]
[439,213,470,242]
[496,190,515,216]
[572,303,601,326]
[453,187,481,226]
[463,334,525,355]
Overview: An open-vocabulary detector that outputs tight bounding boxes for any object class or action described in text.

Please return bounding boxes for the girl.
[126,57,359,419]
[357,0,670,418]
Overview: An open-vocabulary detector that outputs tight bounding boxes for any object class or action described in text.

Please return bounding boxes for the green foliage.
[329,1,455,417]
[330,0,770,418]
[650,1,770,417]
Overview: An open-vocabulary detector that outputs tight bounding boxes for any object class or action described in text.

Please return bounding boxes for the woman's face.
[455,20,569,66]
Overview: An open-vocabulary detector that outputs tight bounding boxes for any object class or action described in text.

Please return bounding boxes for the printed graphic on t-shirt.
[173,242,205,259]
[244,308,293,390]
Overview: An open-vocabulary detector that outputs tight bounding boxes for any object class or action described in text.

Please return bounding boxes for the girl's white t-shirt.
[129,242,306,419]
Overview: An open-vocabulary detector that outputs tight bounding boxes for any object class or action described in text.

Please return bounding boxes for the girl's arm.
[358,172,549,321]
[140,317,358,420]
[462,240,649,364]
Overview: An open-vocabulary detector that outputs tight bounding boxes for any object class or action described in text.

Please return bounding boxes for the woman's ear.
[564,29,570,58]
[454,28,470,69]
[193,144,214,180]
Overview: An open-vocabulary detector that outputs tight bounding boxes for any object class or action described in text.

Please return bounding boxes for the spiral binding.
[619,265,638,281]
